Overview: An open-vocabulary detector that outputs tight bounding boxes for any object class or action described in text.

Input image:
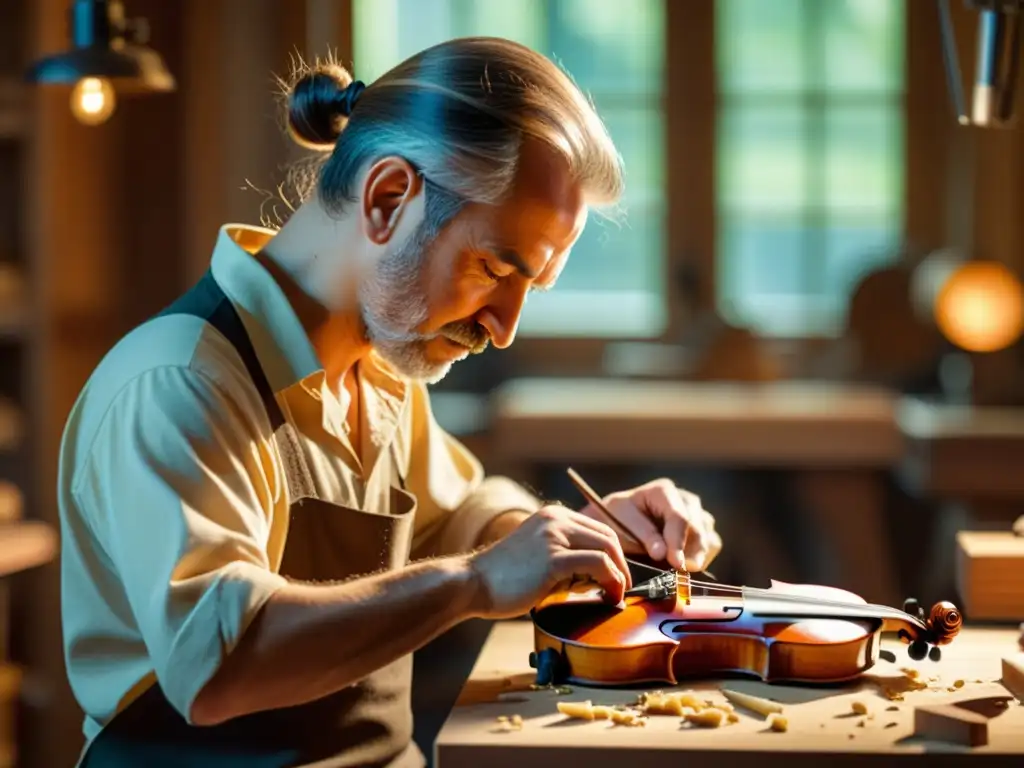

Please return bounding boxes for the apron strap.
[157,270,318,502]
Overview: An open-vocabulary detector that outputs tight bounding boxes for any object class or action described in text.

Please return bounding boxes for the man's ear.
[361,156,423,245]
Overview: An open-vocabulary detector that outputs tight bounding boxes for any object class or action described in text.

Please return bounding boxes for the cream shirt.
[57,224,541,747]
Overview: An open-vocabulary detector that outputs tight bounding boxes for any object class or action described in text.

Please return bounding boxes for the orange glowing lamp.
[934,261,1024,353]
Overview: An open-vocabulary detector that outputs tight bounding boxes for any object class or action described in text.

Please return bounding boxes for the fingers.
[640,480,715,572]
[560,514,632,590]
[553,550,626,605]
[599,496,666,563]
[536,506,632,589]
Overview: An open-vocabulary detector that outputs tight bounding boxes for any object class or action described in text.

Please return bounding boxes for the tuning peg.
[929,645,942,662]
[880,649,897,663]
[908,639,929,661]
[903,598,923,618]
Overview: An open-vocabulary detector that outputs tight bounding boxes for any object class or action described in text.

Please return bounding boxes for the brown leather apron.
[78,270,424,768]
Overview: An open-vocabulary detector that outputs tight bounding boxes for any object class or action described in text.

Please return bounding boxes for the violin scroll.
[898,598,962,661]
[926,601,962,646]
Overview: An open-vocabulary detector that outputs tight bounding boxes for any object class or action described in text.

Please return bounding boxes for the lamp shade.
[26,44,175,94]
[25,1,175,95]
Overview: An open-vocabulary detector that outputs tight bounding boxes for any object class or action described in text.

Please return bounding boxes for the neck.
[256,202,372,391]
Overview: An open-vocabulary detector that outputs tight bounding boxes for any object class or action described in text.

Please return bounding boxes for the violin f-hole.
[663,605,744,635]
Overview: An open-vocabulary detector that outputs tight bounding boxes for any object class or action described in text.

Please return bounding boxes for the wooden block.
[913,704,989,747]
[955,531,1024,620]
[1002,654,1024,701]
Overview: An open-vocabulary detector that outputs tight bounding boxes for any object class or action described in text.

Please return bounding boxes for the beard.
[358,221,490,383]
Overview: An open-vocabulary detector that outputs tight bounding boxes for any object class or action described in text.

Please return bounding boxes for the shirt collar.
[210,223,323,393]
[208,223,409,408]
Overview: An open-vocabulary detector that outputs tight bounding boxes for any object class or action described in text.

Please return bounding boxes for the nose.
[477,284,528,349]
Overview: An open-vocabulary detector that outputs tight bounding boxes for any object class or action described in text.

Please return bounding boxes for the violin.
[528,562,963,688]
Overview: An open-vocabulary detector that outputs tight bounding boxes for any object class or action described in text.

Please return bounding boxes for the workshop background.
[1,1,1023,766]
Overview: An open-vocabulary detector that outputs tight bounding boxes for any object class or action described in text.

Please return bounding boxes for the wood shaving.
[886,705,900,712]
[639,690,739,726]
[494,715,523,732]
[684,708,725,728]
[851,701,869,715]
[557,700,595,721]
[530,683,573,694]
[767,713,788,732]
[556,700,644,727]
[590,705,644,726]
[953,679,965,688]
[720,688,784,717]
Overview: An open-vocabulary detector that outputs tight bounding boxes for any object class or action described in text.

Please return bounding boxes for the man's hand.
[579,478,722,573]
[468,504,632,619]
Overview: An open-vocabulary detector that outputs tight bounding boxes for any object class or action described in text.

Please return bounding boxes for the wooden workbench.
[490,378,903,467]
[435,620,1024,767]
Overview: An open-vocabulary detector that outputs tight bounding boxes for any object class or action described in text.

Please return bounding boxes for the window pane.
[819,0,905,92]
[352,0,667,338]
[520,204,666,336]
[715,0,905,338]
[554,203,664,293]
[595,103,663,206]
[718,106,808,211]
[824,105,903,212]
[455,0,545,45]
[823,217,902,301]
[717,0,808,94]
[719,215,807,298]
[547,0,664,96]
[354,0,544,81]
[718,215,816,334]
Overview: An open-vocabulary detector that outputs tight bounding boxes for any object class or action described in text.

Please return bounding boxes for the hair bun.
[286,63,356,150]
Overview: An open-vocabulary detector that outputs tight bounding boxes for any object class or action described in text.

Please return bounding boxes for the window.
[352,0,667,338]
[715,0,905,337]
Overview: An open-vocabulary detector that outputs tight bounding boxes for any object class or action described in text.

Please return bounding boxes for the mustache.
[440,321,490,353]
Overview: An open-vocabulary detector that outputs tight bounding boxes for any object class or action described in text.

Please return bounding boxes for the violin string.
[664,576,926,622]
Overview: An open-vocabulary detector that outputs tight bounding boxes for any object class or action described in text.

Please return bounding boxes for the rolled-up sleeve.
[72,365,289,721]
[406,383,542,558]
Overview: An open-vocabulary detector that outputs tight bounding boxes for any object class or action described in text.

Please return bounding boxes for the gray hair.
[280,37,625,236]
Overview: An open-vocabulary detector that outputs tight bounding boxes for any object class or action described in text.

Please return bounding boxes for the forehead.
[475,142,588,272]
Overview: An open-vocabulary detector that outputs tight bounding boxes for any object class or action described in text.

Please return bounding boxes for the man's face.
[358,143,588,383]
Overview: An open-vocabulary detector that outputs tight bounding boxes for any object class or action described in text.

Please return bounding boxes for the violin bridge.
[677,570,692,603]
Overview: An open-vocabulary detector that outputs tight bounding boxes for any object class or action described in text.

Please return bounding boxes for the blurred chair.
[806,259,945,390]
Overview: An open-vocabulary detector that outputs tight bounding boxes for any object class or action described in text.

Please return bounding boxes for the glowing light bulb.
[935,261,1024,353]
[70,77,117,126]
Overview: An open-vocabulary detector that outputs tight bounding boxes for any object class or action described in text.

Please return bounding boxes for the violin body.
[529,574,962,688]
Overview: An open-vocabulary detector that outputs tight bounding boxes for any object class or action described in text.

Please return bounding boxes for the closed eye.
[480,259,502,281]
